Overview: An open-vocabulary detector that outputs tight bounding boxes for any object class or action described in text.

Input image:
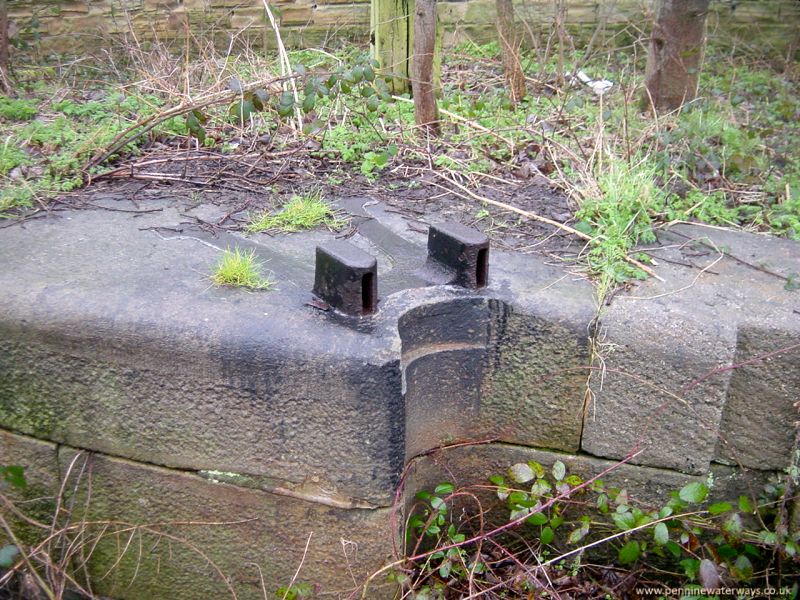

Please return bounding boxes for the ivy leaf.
[552,460,566,482]
[653,522,669,545]
[678,482,708,504]
[618,541,640,564]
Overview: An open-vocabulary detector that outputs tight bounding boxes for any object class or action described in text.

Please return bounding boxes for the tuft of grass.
[247,190,344,233]
[210,247,274,290]
[576,159,663,298]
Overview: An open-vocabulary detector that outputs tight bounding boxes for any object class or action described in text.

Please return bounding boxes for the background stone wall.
[5,0,800,53]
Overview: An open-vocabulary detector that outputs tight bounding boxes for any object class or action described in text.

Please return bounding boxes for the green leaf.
[508,491,529,507]
[527,462,545,479]
[552,460,566,482]
[618,541,640,564]
[708,502,732,515]
[526,512,548,526]
[186,112,206,144]
[0,545,19,568]
[785,273,800,291]
[530,480,551,497]
[253,89,269,108]
[681,558,700,580]
[434,482,454,495]
[438,561,451,579]
[723,513,743,537]
[302,93,316,113]
[488,475,505,487]
[758,530,778,545]
[509,463,535,484]
[612,511,636,531]
[430,496,445,511]
[1,466,26,490]
[567,524,589,544]
[665,540,682,558]
[230,98,256,124]
[731,554,753,581]
[597,494,609,513]
[678,482,708,504]
[549,515,564,529]
[540,526,554,545]
[653,522,669,545]
[738,495,753,513]
[367,95,380,112]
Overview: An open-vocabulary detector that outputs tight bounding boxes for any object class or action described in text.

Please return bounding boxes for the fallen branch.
[84,74,292,172]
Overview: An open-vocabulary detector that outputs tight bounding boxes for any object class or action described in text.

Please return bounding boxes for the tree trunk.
[642,0,710,112]
[412,0,439,134]
[0,0,9,93]
[496,0,526,104]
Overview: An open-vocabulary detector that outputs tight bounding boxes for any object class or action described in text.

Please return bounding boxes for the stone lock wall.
[0,188,798,598]
[5,0,800,52]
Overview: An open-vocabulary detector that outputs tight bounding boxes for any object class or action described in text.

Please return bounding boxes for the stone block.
[479,308,590,453]
[55,447,396,599]
[714,329,799,470]
[0,430,61,548]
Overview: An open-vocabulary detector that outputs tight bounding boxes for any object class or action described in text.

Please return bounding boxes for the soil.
[12,149,587,268]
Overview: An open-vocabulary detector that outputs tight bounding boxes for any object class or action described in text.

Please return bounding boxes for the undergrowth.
[1,23,797,296]
[393,460,800,598]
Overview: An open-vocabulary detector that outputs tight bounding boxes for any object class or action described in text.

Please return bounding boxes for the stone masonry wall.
[5,0,799,53]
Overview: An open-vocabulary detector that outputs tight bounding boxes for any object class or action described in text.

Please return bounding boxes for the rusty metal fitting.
[313,241,378,316]
[427,222,489,289]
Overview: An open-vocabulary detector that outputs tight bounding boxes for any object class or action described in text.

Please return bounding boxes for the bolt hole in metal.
[362,272,376,314]
[476,248,488,288]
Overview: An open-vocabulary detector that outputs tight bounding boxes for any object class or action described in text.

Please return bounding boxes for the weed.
[247,190,344,233]
[210,247,274,290]
[575,159,662,296]
[0,97,37,121]
[397,461,800,597]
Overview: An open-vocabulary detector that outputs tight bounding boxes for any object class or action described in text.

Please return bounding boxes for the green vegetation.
[395,461,799,598]
[1,33,797,296]
[210,247,274,290]
[0,88,176,215]
[247,190,344,233]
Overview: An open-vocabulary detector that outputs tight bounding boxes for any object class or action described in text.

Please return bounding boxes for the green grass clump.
[210,248,274,290]
[576,159,663,296]
[247,190,344,233]
[0,97,37,121]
